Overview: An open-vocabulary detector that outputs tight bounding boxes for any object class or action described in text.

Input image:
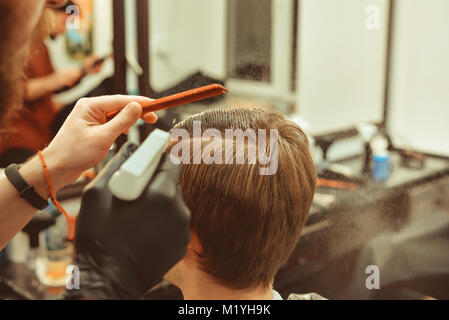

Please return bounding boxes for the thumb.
[103,102,142,139]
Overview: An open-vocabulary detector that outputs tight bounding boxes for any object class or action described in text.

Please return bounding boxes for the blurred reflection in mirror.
[227,0,272,82]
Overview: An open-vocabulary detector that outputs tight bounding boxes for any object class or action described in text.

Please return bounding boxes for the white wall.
[149,0,226,91]
[388,0,449,156]
[297,0,389,136]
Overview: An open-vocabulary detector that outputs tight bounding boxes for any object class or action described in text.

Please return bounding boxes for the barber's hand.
[41,95,157,191]
[67,144,191,299]
[83,55,103,74]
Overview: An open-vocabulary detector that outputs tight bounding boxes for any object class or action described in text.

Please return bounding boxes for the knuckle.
[76,97,89,107]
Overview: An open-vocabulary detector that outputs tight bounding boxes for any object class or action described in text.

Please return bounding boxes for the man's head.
[165,107,316,293]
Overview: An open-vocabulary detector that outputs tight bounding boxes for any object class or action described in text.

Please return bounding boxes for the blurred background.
[0,0,448,300]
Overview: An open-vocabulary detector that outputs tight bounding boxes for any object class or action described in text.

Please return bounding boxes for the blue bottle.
[373,153,391,181]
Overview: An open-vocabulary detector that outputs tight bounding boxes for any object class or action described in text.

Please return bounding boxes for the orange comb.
[106,83,228,121]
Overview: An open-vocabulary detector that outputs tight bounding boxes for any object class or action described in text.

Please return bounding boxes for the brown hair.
[170,107,316,289]
[0,6,52,130]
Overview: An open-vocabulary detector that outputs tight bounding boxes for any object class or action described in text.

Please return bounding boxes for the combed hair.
[169,107,316,289]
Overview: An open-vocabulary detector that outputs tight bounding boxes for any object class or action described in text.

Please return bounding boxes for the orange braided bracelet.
[38,151,76,240]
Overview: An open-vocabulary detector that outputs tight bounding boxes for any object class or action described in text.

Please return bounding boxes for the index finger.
[80,95,154,113]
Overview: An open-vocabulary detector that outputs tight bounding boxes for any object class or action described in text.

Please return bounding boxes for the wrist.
[52,72,64,89]
[19,148,79,204]
[40,147,77,191]
[19,156,50,200]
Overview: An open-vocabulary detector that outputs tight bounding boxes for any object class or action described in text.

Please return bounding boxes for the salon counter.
[276,151,449,299]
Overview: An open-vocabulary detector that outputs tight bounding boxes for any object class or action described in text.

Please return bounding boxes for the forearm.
[25,74,62,101]
[0,95,155,250]
[0,149,68,250]
[25,68,84,101]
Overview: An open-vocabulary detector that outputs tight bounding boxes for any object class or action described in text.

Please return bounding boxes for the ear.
[184,229,203,263]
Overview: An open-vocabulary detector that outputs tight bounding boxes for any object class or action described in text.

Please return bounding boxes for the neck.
[178,270,273,300]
